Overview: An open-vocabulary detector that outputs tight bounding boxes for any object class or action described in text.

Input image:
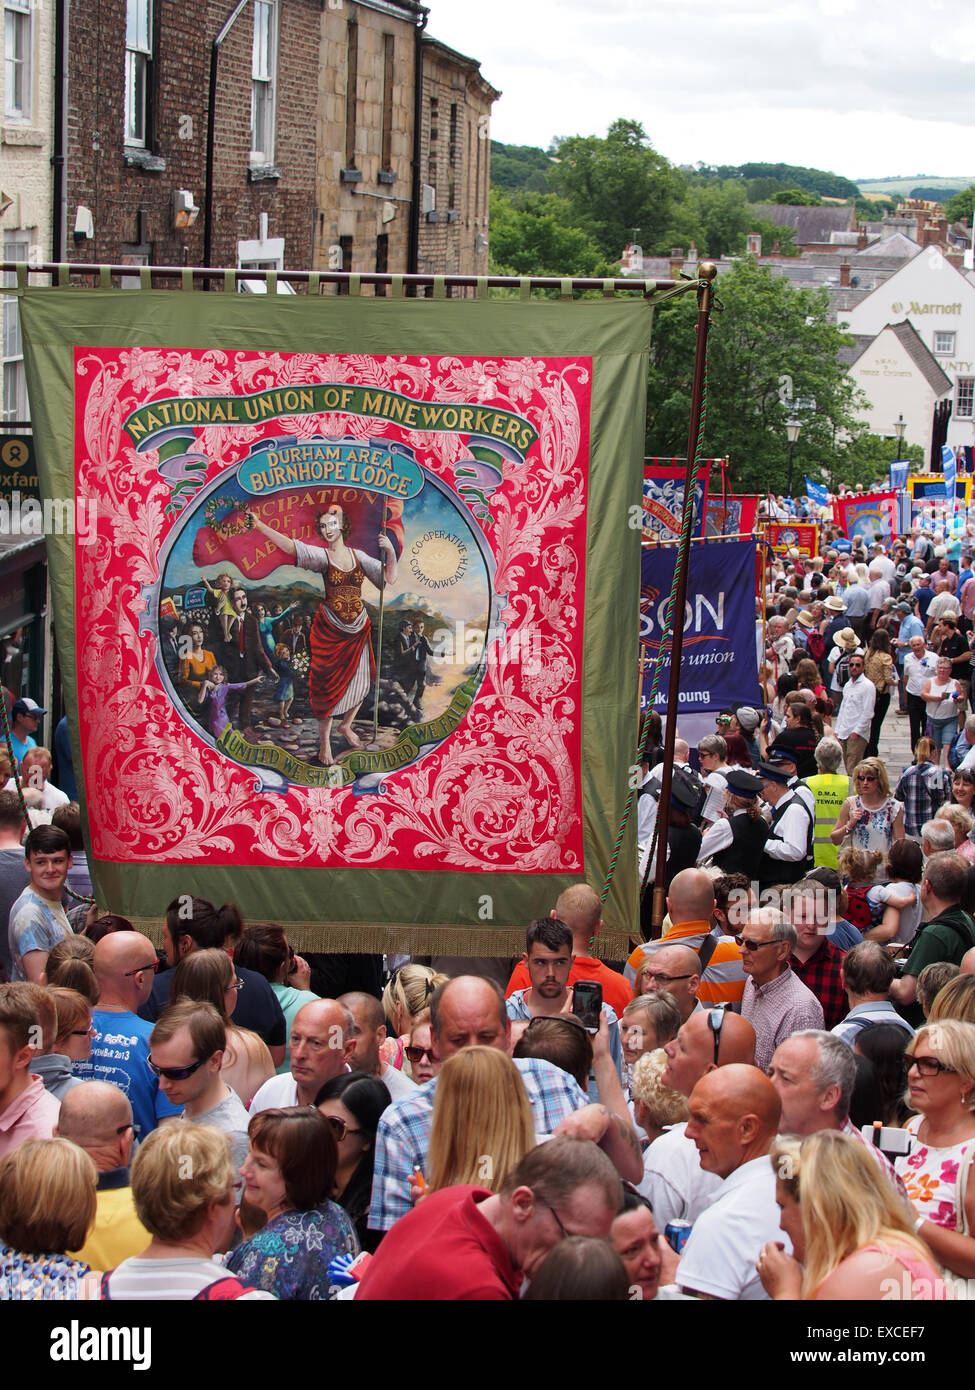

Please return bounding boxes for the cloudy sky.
[430,0,975,181]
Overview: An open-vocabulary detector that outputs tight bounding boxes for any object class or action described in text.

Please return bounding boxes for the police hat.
[757,761,792,784]
[725,768,764,798]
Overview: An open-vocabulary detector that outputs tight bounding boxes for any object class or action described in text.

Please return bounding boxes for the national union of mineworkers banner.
[20,289,651,953]
[640,540,760,715]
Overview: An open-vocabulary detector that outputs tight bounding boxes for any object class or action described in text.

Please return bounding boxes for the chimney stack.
[840,261,851,288]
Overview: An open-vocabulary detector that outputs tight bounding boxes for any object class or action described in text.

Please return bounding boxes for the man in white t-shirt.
[249,998,356,1112]
[638,1008,757,1226]
[677,1065,787,1300]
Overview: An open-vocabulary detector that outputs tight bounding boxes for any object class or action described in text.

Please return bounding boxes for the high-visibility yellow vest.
[804,772,852,869]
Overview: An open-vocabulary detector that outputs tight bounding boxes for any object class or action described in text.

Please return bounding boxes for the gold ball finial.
[698,261,718,281]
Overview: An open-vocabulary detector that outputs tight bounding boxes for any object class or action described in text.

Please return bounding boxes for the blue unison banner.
[640,539,761,714]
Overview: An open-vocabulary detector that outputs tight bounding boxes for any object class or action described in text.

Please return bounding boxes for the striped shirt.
[626,920,746,1006]
[100,1256,275,1300]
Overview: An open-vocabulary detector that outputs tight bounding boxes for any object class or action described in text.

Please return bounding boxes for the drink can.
[665,1219,692,1255]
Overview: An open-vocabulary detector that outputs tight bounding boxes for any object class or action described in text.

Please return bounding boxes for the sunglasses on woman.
[322,1114,363,1141]
[404,1044,436,1065]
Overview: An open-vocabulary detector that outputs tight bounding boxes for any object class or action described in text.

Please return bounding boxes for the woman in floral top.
[894,1021,975,1281]
[228,1108,358,1300]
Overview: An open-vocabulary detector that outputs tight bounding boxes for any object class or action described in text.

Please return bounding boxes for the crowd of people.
[1,522,975,1302]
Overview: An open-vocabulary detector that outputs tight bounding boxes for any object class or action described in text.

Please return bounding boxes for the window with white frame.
[4,0,31,120]
[250,0,276,163]
[2,234,30,423]
[125,0,152,145]
[957,377,974,419]
[934,331,956,355]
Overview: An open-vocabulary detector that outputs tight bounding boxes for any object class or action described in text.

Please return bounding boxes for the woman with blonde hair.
[169,948,274,1106]
[757,1131,945,1300]
[425,1046,536,1194]
[0,1138,99,1298]
[929,974,975,1027]
[381,964,448,1074]
[894,1020,975,1280]
[830,756,904,864]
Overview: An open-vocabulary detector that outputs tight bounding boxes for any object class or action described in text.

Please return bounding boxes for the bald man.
[248,998,357,1112]
[626,868,747,1007]
[678,1065,787,1301]
[504,884,632,1017]
[638,1008,757,1227]
[637,943,702,1023]
[962,947,975,977]
[57,1080,150,1267]
[72,932,182,1136]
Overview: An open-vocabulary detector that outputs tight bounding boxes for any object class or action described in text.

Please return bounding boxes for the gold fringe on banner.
[128,919,635,960]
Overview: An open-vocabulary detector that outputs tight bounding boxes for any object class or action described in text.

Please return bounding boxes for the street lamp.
[892,414,906,461]
[785,417,801,499]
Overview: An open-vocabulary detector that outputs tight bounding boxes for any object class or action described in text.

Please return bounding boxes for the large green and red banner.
[20,289,650,954]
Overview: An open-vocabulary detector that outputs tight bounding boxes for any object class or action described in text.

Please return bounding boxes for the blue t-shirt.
[7,884,71,981]
[74,1009,182,1138]
[9,732,36,767]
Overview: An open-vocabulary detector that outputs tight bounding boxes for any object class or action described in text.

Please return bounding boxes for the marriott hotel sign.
[890,300,962,315]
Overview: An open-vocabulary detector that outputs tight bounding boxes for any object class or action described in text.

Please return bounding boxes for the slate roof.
[750,204,856,244]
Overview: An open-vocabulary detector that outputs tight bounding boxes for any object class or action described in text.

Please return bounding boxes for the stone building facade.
[416,36,499,290]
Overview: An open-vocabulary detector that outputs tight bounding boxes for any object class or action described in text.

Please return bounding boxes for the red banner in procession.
[833,490,899,542]
[766,522,819,558]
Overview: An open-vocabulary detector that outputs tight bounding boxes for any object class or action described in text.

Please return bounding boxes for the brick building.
[4,0,499,393]
[64,0,323,274]
[59,0,497,288]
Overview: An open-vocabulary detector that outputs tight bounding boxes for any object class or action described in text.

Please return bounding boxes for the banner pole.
[370,497,390,747]
[651,263,717,934]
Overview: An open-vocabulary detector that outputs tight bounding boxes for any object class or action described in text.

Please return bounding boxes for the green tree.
[769,189,822,206]
[946,185,975,223]
[487,189,611,276]
[490,141,554,192]
[548,118,683,258]
[645,260,868,493]
[690,181,751,258]
[746,176,785,202]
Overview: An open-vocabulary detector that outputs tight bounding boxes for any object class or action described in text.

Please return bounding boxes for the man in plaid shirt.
[787,879,848,1031]
[368,976,642,1233]
[894,755,951,838]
